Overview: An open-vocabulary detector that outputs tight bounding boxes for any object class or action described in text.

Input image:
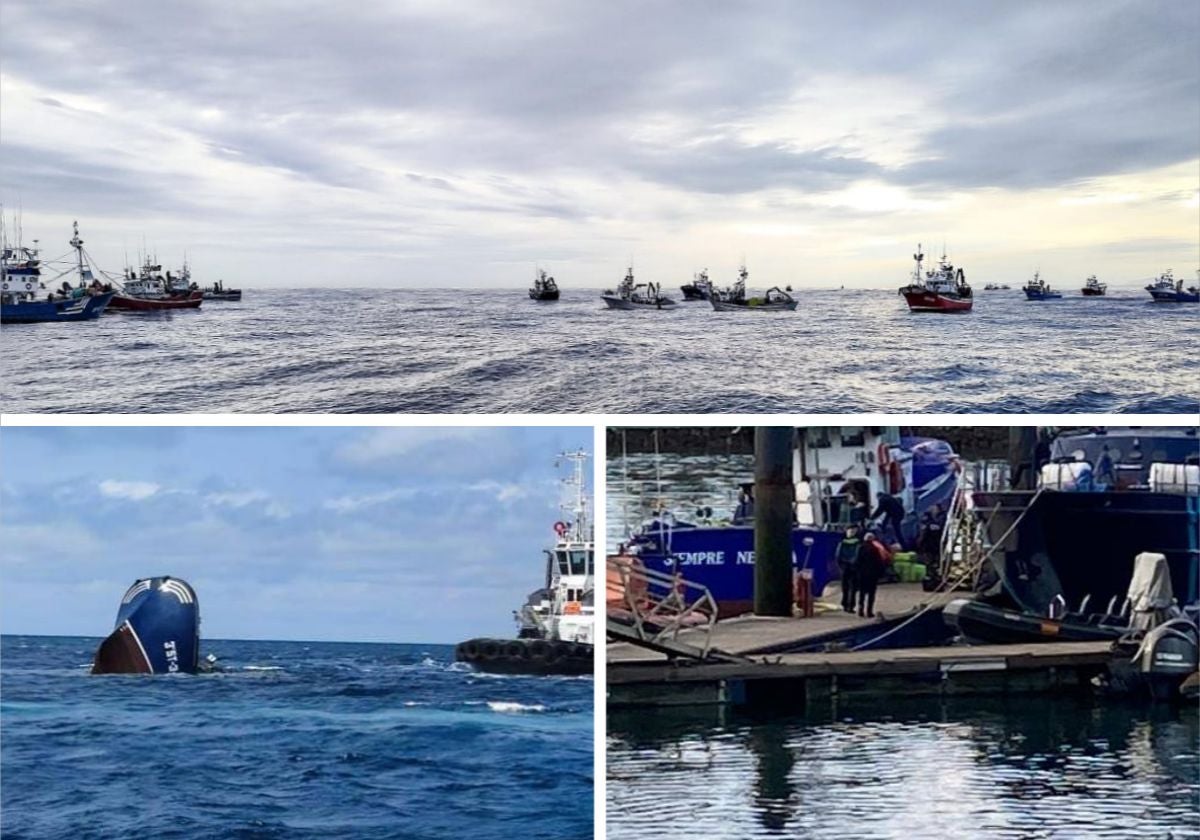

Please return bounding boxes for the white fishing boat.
[601,266,677,310]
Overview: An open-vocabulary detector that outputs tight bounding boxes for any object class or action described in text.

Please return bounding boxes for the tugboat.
[1081,275,1107,296]
[601,266,677,310]
[1022,271,1062,300]
[1145,270,1199,303]
[202,279,242,301]
[709,265,796,311]
[92,576,203,674]
[109,257,203,311]
[528,268,560,301]
[680,269,714,301]
[898,245,973,312]
[1,221,114,323]
[456,450,594,676]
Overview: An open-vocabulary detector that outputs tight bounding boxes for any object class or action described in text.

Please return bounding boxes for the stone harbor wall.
[607,426,1019,460]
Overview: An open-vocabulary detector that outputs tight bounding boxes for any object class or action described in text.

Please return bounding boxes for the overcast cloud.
[1,1,1196,287]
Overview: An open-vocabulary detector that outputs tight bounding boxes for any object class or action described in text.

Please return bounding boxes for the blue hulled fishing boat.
[1022,271,1062,300]
[91,576,201,674]
[971,427,1199,619]
[622,428,960,616]
[1145,270,1199,303]
[1,222,114,324]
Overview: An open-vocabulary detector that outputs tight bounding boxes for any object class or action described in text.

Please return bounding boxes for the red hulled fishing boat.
[898,245,973,312]
[108,258,202,311]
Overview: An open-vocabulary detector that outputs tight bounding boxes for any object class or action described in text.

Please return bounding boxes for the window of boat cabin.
[839,429,865,447]
[557,549,590,576]
[808,428,832,448]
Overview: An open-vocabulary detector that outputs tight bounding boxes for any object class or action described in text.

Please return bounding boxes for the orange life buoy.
[877,444,891,468]
[553,521,568,536]
[563,600,581,615]
[888,460,904,493]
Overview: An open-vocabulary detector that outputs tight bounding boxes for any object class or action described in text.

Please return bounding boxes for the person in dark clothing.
[733,485,754,523]
[918,505,944,567]
[855,531,887,617]
[845,486,868,526]
[870,492,905,546]
[834,526,860,613]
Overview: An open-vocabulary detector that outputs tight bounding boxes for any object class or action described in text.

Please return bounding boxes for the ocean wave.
[486,701,546,713]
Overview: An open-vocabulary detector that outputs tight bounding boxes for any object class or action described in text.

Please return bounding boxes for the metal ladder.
[938,461,1007,590]
[606,556,748,663]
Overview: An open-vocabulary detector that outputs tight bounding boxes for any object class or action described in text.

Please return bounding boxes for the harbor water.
[2,288,1196,414]
[607,697,1200,839]
[0,635,593,840]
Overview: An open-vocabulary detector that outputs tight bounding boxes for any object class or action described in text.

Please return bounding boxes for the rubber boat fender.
[480,640,501,659]
[462,640,480,658]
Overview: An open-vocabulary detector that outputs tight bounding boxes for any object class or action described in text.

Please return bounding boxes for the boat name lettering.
[674,552,727,566]
[164,640,179,672]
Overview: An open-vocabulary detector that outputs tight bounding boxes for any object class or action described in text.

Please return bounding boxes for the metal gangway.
[938,460,1009,590]
[606,556,749,663]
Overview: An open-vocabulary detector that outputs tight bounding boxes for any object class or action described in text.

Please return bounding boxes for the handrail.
[606,555,723,659]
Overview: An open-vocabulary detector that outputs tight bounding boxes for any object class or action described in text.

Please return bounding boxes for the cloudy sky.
[0,426,592,642]
[1,1,1196,288]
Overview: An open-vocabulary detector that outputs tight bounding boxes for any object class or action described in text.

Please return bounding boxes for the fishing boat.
[680,269,713,301]
[109,257,203,311]
[898,245,973,312]
[1023,271,1062,300]
[983,283,1011,291]
[709,265,797,311]
[1,221,114,324]
[202,279,242,301]
[456,451,594,676]
[1081,275,1107,296]
[92,576,202,674]
[968,427,1199,623]
[528,268,560,301]
[622,428,960,617]
[1145,270,1199,303]
[601,266,677,310]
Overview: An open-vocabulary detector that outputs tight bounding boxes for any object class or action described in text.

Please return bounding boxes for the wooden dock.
[608,582,963,663]
[608,640,1115,708]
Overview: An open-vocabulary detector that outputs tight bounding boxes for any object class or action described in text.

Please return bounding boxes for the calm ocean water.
[1,288,1195,413]
[607,697,1200,840]
[0,635,593,840]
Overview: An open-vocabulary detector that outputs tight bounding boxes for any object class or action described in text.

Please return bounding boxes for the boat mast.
[559,448,591,544]
[71,221,85,285]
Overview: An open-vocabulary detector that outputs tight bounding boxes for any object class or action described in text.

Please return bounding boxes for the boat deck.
[608,582,964,663]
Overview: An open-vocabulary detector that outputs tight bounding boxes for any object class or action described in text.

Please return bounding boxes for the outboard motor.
[1133,619,1200,701]
[91,576,201,674]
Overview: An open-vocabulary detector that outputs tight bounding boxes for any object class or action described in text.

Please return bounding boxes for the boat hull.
[629,523,842,616]
[972,489,1200,616]
[1081,288,1106,296]
[455,637,593,676]
[1,291,113,323]
[1147,288,1200,303]
[92,576,200,675]
[1024,290,1063,300]
[109,293,203,311]
[710,299,797,312]
[680,286,709,301]
[900,288,973,312]
[203,291,242,301]
[529,289,560,301]
[601,295,676,310]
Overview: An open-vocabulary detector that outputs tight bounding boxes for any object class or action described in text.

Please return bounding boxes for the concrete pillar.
[754,427,795,616]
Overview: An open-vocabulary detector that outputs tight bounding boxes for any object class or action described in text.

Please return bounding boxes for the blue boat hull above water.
[973,489,1200,616]
[1,292,113,323]
[1147,289,1200,303]
[629,523,843,616]
[1023,290,1063,301]
[91,576,200,674]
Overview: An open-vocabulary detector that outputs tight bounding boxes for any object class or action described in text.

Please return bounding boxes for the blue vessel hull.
[630,523,844,616]
[1147,289,1199,303]
[1023,290,1062,300]
[1,291,113,323]
[973,490,1200,616]
[91,576,200,674]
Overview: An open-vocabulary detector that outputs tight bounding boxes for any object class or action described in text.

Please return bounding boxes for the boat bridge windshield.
[556,548,591,576]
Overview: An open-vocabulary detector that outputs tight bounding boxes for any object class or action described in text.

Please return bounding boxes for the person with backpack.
[855,531,890,618]
[834,526,861,613]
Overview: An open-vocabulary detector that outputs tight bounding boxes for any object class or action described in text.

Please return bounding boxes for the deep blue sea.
[608,696,1200,839]
[0,635,593,840]
[0,288,1195,413]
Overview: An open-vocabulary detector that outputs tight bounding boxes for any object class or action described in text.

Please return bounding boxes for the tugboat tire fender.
[480,640,501,659]
[462,641,481,658]
[529,640,551,659]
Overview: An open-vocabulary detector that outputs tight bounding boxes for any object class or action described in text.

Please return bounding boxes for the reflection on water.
[607,451,753,550]
[607,696,1199,839]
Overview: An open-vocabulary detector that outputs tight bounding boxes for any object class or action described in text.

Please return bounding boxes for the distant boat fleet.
[1,220,243,324]
[552,244,1199,314]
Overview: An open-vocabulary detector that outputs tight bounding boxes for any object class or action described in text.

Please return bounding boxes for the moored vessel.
[709,265,796,311]
[1145,270,1199,303]
[1023,271,1062,300]
[680,269,713,300]
[1,221,114,324]
[1081,275,1107,296]
[528,268,560,301]
[898,245,973,312]
[455,450,594,676]
[601,266,676,310]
